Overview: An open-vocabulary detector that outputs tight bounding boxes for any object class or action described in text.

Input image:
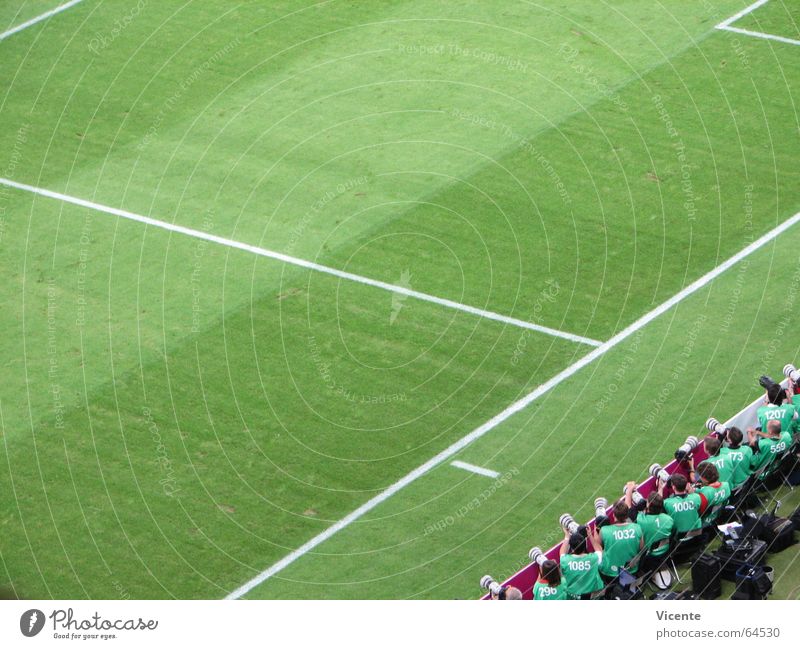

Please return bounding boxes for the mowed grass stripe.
[0,200,584,598]
[318,29,800,341]
[0,1,757,341]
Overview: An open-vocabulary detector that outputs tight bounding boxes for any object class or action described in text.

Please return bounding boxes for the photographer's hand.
[624,481,635,507]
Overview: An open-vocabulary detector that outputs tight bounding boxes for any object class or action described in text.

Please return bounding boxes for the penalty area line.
[0,176,601,347]
[714,0,800,47]
[715,0,770,29]
[716,25,800,47]
[225,208,800,600]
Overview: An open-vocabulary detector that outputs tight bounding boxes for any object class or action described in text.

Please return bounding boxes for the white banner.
[0,600,797,648]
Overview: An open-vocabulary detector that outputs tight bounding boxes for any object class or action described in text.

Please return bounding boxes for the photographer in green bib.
[694,462,731,525]
[558,518,603,600]
[756,380,798,437]
[747,419,791,479]
[659,473,709,534]
[587,500,643,583]
[698,436,733,484]
[723,427,754,489]
[529,551,568,601]
[624,482,673,572]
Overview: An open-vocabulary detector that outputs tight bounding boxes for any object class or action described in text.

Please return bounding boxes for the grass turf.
[0,0,799,598]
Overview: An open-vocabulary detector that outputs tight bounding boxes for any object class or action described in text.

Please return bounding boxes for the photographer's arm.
[624,481,635,508]
[587,524,602,551]
[559,531,569,557]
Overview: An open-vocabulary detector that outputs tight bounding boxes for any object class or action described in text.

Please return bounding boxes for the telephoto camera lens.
[705,417,726,436]
[649,463,670,483]
[559,513,580,535]
[674,435,699,460]
[627,487,646,510]
[594,497,610,527]
[528,546,546,566]
[784,364,800,383]
[621,483,645,505]
[594,497,608,517]
[480,575,501,596]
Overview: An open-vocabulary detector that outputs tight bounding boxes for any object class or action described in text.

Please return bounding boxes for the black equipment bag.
[739,513,765,540]
[713,538,768,581]
[604,568,643,600]
[732,564,773,600]
[691,553,722,599]
[761,516,795,553]
[604,582,643,600]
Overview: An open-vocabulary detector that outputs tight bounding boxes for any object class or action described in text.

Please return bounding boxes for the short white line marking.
[0,0,85,42]
[225,209,800,599]
[717,25,800,47]
[0,176,601,346]
[450,461,500,479]
[715,0,770,29]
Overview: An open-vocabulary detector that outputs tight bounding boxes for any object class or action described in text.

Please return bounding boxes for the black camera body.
[759,374,779,391]
[674,436,699,461]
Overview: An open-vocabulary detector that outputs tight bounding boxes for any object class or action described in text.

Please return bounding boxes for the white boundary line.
[715,0,770,29]
[450,460,500,479]
[718,25,800,47]
[0,177,601,346]
[715,0,800,47]
[225,209,800,599]
[0,0,85,42]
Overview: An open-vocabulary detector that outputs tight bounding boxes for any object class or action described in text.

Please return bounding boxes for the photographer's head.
[670,473,688,494]
[767,383,785,405]
[646,492,664,514]
[703,436,721,458]
[697,462,718,485]
[726,426,743,448]
[540,560,561,587]
[767,420,782,437]
[568,531,587,555]
[612,499,629,523]
[504,587,522,600]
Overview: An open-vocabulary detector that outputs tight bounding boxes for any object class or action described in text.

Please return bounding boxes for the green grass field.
[1,0,799,599]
